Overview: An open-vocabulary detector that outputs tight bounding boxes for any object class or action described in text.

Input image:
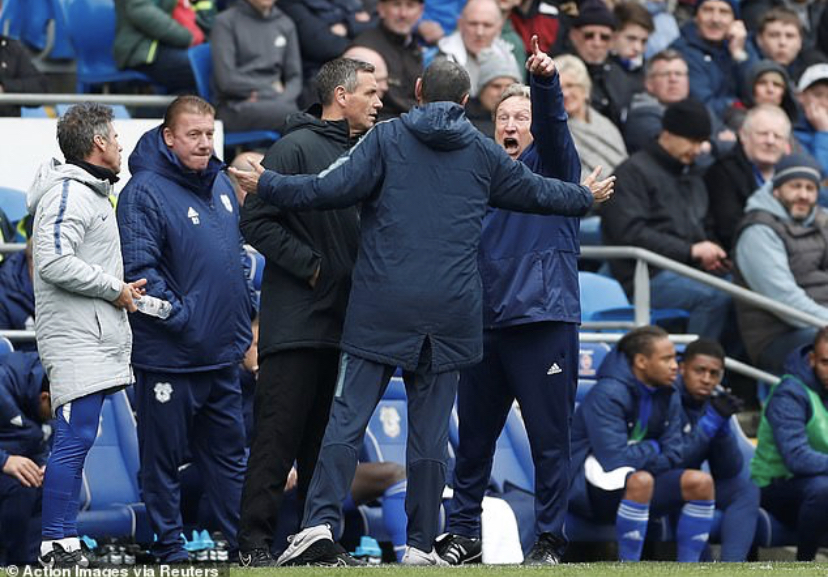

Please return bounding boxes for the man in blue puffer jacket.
[569,326,715,562]
[117,96,256,563]
[437,36,587,566]
[0,351,50,565]
[676,339,758,561]
[231,58,614,566]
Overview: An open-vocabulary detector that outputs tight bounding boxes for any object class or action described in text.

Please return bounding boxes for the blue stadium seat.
[579,342,611,381]
[0,337,15,363]
[21,106,51,118]
[187,44,280,149]
[579,271,689,329]
[363,377,407,466]
[58,0,155,93]
[0,187,29,232]
[56,103,130,119]
[77,390,151,542]
[244,248,265,292]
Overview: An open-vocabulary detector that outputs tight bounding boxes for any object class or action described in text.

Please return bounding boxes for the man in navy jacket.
[118,96,256,563]
[231,58,614,566]
[569,326,715,562]
[437,36,585,566]
[751,329,828,560]
[676,339,758,561]
[0,352,50,565]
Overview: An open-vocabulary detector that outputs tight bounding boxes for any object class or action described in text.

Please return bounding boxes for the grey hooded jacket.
[27,160,133,411]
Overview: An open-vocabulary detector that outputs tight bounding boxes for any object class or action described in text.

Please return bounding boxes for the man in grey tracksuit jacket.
[27,103,144,567]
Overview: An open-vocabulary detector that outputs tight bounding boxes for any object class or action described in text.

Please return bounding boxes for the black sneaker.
[281,538,366,567]
[523,533,565,565]
[78,541,100,568]
[39,543,82,568]
[239,548,278,567]
[434,533,482,565]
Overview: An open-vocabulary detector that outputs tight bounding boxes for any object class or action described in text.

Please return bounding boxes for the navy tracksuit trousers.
[761,474,828,560]
[715,474,759,561]
[0,474,41,564]
[135,366,246,562]
[302,350,458,552]
[448,321,578,540]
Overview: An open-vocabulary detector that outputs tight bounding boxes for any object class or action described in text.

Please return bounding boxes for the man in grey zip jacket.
[27,103,145,567]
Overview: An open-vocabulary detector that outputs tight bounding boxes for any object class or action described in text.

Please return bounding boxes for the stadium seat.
[187,44,280,149]
[579,342,611,381]
[77,390,151,542]
[0,186,29,229]
[58,0,155,93]
[363,377,408,466]
[579,271,689,330]
[56,103,130,119]
[244,247,265,292]
[0,337,14,363]
[21,106,51,118]
[6,0,74,59]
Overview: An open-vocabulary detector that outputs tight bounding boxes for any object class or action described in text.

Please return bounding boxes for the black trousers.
[237,347,340,551]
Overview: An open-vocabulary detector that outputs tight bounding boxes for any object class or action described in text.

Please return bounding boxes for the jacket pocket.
[480,253,545,321]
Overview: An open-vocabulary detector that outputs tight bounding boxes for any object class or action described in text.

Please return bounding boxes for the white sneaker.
[401,546,449,566]
[275,524,333,566]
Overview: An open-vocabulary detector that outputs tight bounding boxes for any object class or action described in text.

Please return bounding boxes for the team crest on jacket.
[380,406,401,438]
[220,194,233,213]
[154,382,173,403]
[188,207,200,225]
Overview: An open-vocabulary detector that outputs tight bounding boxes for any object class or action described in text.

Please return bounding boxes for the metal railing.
[580,332,780,385]
[580,245,823,330]
[0,93,176,108]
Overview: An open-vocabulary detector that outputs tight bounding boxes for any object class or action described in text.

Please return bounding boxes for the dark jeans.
[237,348,340,552]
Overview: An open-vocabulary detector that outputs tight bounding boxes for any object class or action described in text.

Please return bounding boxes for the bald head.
[343,46,389,99]
[459,0,503,56]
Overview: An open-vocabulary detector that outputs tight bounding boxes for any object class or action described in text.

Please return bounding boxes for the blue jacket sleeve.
[117,184,191,334]
[487,141,593,215]
[655,392,685,470]
[529,72,581,183]
[707,423,743,479]
[767,382,828,476]
[256,128,384,210]
[581,382,666,473]
[680,404,716,468]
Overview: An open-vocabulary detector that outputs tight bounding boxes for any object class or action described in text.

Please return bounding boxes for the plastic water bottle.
[135,295,172,319]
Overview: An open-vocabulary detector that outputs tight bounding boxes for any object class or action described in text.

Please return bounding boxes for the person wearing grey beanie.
[733,149,828,377]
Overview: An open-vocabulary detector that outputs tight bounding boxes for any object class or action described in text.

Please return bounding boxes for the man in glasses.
[567,0,639,125]
[624,49,691,153]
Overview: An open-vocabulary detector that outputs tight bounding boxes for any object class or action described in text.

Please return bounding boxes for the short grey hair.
[317,58,376,106]
[57,103,114,161]
[741,103,791,137]
[494,83,530,119]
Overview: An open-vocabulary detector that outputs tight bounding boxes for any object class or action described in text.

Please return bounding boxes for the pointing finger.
[531,35,540,56]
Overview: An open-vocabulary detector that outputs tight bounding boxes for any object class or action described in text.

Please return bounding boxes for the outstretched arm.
[525,35,580,183]
[230,128,385,210]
